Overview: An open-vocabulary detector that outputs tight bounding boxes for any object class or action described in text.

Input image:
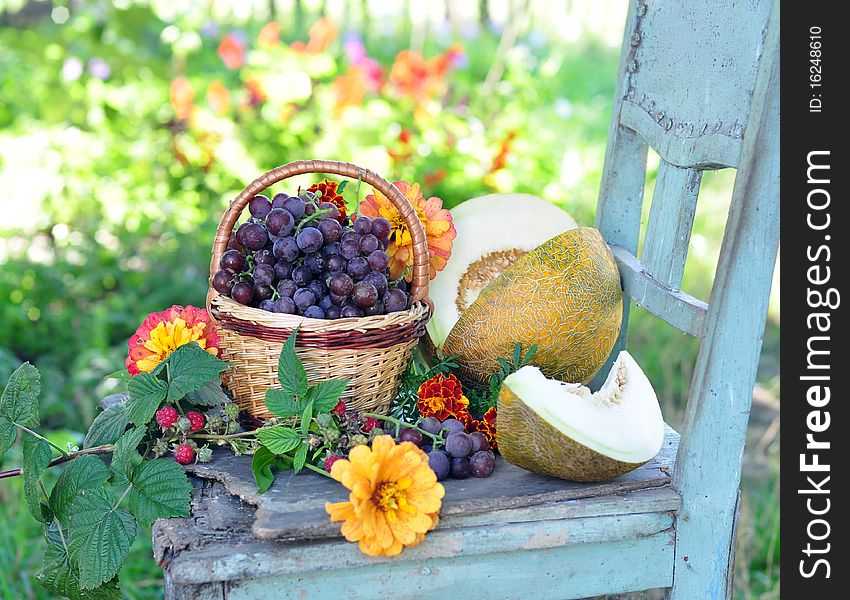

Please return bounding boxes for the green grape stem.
[295,207,335,234]
[362,413,444,446]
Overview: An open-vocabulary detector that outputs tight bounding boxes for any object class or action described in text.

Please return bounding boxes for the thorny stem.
[189,430,258,441]
[0,444,117,481]
[15,424,68,457]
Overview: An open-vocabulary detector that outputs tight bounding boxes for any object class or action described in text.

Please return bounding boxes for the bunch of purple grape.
[398,417,496,481]
[212,191,410,319]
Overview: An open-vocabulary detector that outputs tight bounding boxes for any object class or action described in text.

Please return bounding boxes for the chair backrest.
[594,0,779,595]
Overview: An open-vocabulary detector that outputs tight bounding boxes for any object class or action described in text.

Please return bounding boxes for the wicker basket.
[206,160,431,420]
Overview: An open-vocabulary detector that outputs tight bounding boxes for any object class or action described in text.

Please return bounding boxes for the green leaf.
[127,458,192,526]
[255,425,302,454]
[165,342,229,403]
[300,401,313,436]
[0,362,41,455]
[38,526,122,600]
[126,373,167,427]
[336,179,348,193]
[68,487,136,591]
[50,455,111,522]
[23,434,53,522]
[110,427,146,488]
[251,446,293,494]
[84,403,129,449]
[292,443,308,474]
[308,378,349,414]
[103,370,131,382]
[184,379,230,407]
[512,343,522,368]
[277,330,308,400]
[264,388,299,418]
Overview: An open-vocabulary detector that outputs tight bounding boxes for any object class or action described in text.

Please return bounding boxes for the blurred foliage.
[0,1,777,598]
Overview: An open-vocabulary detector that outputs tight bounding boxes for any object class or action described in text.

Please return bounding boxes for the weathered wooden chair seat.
[154,426,679,599]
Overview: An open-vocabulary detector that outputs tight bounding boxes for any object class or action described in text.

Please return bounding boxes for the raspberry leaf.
[67,487,136,590]
[49,455,111,522]
[184,379,230,407]
[126,458,191,526]
[255,425,302,454]
[292,443,308,474]
[37,525,122,600]
[84,403,129,449]
[251,446,293,493]
[165,342,229,403]
[300,401,313,435]
[110,427,146,488]
[23,434,53,522]
[264,388,299,418]
[307,379,349,415]
[277,330,308,401]
[0,362,41,455]
[126,373,167,427]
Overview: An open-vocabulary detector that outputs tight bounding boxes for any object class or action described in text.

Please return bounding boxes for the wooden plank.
[641,160,701,290]
[671,3,779,598]
[220,533,675,600]
[611,245,708,338]
[181,426,678,542]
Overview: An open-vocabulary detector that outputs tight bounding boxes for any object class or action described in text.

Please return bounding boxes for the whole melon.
[442,227,622,385]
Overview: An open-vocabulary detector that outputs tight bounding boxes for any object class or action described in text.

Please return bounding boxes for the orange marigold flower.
[389,44,464,102]
[218,34,246,70]
[125,305,219,375]
[306,179,347,223]
[258,22,281,48]
[325,435,444,557]
[291,17,338,54]
[360,181,456,281]
[170,77,194,121]
[466,407,498,451]
[206,80,231,115]
[417,373,469,422]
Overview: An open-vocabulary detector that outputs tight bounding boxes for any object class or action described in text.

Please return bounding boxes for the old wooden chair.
[152,0,779,597]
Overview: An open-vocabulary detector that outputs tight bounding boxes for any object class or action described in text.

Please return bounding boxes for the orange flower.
[359,181,455,281]
[206,80,231,115]
[465,407,498,451]
[389,44,464,102]
[258,22,281,48]
[326,435,444,557]
[291,17,338,54]
[170,77,194,121]
[331,66,368,116]
[218,34,246,69]
[306,179,347,223]
[242,76,267,108]
[125,305,219,375]
[417,373,469,422]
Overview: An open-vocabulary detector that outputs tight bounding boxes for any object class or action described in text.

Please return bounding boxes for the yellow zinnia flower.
[325,435,445,557]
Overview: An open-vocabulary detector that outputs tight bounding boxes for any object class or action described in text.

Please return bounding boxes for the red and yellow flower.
[417,373,469,422]
[359,181,455,281]
[464,407,498,451]
[306,179,347,223]
[126,305,219,375]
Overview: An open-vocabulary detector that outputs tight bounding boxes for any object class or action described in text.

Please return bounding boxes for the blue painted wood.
[670,4,779,597]
[641,161,701,290]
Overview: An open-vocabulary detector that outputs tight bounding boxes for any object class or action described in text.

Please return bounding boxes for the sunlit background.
[0,1,778,598]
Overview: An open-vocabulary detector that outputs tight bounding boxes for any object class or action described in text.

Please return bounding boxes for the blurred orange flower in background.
[206,80,231,115]
[389,44,464,102]
[331,66,368,116]
[170,77,194,121]
[258,22,281,48]
[291,17,338,54]
[360,181,455,281]
[218,34,246,69]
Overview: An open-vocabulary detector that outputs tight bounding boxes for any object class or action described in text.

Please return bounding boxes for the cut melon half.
[425,193,577,349]
[497,351,664,482]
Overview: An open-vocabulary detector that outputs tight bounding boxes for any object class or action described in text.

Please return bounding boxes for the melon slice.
[426,194,577,349]
[497,351,664,482]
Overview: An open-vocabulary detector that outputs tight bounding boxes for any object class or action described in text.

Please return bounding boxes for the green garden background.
[0,1,779,598]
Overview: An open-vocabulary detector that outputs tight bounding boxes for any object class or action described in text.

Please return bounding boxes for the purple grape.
[303,305,326,319]
[291,265,313,286]
[318,202,339,220]
[303,201,317,216]
[273,237,300,262]
[227,232,246,253]
[283,196,306,219]
[340,304,364,318]
[293,288,317,310]
[469,432,490,453]
[371,217,391,240]
[307,279,326,299]
[340,228,358,243]
[340,239,360,260]
[319,294,334,310]
[296,227,323,253]
[271,193,289,209]
[441,419,466,436]
[329,273,354,296]
[359,234,379,254]
[367,250,389,272]
[248,194,272,219]
[445,432,473,458]
[254,248,275,265]
[273,296,296,314]
[323,242,341,256]
[266,208,295,237]
[277,279,298,298]
[304,253,326,274]
[428,450,451,481]
[220,249,246,272]
[363,300,384,316]
[470,451,496,478]
[450,457,472,479]
[421,444,433,454]
[418,417,443,435]
[326,254,346,273]
[353,216,372,235]
[274,261,293,280]
[253,263,275,286]
[362,272,388,296]
[383,288,408,312]
[347,257,369,279]
[317,218,342,243]
[253,283,274,301]
[325,306,342,319]
[231,282,253,305]
[330,293,348,306]
[259,299,276,311]
[351,282,378,308]
[399,428,423,446]
[238,222,268,251]
[212,269,236,294]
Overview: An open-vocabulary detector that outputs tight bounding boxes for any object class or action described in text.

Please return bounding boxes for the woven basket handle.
[208,160,430,305]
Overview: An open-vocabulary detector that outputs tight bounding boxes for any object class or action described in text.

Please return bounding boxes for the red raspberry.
[331,400,346,415]
[174,444,195,465]
[186,411,205,432]
[156,406,179,429]
[362,417,379,433]
[323,455,343,473]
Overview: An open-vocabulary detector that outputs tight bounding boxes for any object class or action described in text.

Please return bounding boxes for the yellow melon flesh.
[497,352,664,482]
[442,227,622,386]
